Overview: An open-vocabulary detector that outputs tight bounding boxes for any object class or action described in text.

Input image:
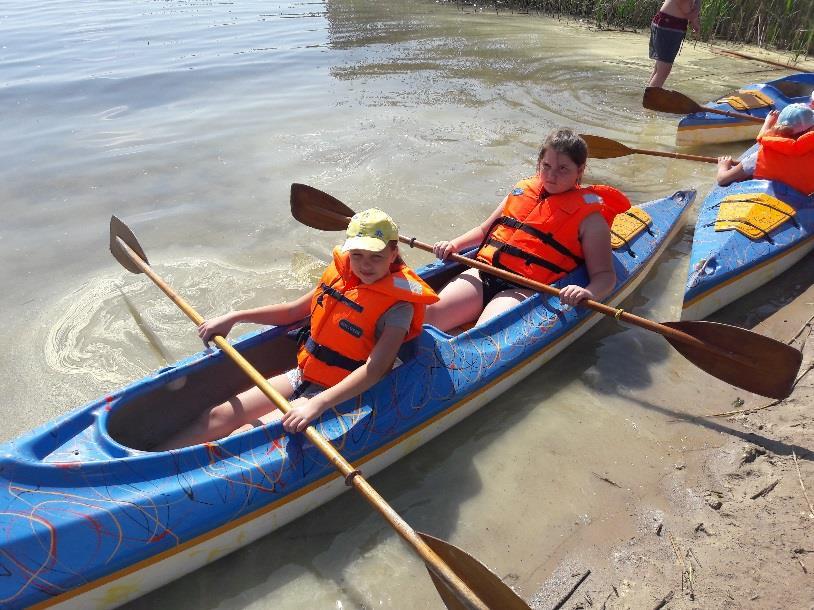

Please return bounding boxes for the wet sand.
[528,256,814,608]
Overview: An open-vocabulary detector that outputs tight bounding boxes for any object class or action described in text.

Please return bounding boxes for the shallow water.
[0,1,805,607]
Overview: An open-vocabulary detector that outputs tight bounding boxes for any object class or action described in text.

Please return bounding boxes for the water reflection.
[0,0,804,608]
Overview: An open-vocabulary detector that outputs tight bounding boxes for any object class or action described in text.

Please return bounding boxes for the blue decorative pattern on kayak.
[0,191,694,609]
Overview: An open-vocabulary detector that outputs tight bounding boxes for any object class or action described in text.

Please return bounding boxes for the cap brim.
[341,236,388,252]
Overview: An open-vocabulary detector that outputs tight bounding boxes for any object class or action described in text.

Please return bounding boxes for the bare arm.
[757,109,779,138]
[432,196,507,259]
[281,324,408,432]
[716,156,750,186]
[198,289,315,342]
[558,213,616,306]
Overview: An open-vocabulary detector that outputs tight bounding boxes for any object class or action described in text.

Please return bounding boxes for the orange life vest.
[297,247,439,386]
[755,131,814,195]
[476,176,631,284]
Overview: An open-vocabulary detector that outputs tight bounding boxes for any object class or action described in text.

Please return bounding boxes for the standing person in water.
[647,0,701,89]
[159,209,438,450]
[716,103,814,193]
[423,128,631,333]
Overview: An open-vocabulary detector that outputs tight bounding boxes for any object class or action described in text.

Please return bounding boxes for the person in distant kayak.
[423,128,630,333]
[647,0,701,89]
[158,208,438,449]
[716,103,814,194]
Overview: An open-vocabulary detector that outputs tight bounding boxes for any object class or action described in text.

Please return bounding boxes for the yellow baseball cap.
[341,208,399,252]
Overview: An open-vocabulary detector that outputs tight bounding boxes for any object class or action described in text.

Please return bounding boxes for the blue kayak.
[0,191,693,609]
[683,146,814,319]
[676,73,814,146]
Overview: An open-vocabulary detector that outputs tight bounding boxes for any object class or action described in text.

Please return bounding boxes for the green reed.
[451,0,813,56]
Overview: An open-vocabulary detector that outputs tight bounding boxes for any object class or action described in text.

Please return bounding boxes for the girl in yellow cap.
[158,209,438,449]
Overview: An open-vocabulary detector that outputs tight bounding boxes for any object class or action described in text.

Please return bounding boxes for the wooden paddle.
[109,216,529,610]
[290,183,803,400]
[709,46,812,73]
[581,134,718,164]
[643,86,765,123]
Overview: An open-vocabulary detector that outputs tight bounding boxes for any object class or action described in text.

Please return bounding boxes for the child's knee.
[205,403,238,431]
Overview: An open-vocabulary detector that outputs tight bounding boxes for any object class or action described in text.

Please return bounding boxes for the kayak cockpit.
[106,325,300,451]
[105,256,464,452]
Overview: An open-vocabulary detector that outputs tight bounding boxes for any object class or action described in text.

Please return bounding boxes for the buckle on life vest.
[304,337,366,372]
[317,283,364,313]
[610,207,653,250]
[714,193,796,241]
[717,89,773,111]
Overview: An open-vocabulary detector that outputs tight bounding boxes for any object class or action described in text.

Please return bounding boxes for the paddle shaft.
[408,239,754,366]
[113,237,492,610]
[644,87,764,123]
[627,147,718,164]
[697,104,764,123]
[581,134,718,164]
[710,46,812,73]
[307,204,753,367]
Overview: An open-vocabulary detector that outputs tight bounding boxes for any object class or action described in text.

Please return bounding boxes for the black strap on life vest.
[303,336,366,372]
[495,216,585,267]
[485,238,571,275]
[316,283,364,313]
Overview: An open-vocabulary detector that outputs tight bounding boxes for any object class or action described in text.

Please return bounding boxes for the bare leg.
[156,372,295,450]
[647,60,673,88]
[476,287,535,326]
[229,396,303,436]
[423,268,484,333]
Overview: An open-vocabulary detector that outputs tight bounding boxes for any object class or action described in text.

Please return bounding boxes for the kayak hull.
[682,160,814,320]
[675,73,814,147]
[0,191,694,609]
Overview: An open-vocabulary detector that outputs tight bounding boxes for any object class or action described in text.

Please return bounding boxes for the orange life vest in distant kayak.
[476,176,631,284]
[755,131,814,195]
[297,247,439,387]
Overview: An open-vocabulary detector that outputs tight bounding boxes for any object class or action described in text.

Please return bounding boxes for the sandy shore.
[526,262,814,609]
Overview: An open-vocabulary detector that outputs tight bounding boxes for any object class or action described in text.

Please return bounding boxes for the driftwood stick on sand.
[551,569,591,610]
[652,590,674,610]
[750,478,781,500]
[668,532,684,566]
[592,472,622,488]
[792,450,814,519]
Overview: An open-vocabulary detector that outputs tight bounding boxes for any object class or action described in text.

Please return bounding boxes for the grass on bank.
[450,0,813,57]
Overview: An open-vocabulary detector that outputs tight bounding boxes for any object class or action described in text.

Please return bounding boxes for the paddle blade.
[662,321,802,400]
[418,532,529,610]
[580,134,633,159]
[290,183,355,231]
[642,86,701,115]
[110,215,149,274]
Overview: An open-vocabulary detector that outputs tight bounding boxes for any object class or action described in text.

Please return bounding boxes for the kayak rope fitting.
[614,307,625,320]
[345,469,363,486]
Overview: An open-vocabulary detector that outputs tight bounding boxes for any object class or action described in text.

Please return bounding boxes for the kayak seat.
[610,206,653,255]
[713,193,797,241]
[717,89,773,111]
[772,80,814,100]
